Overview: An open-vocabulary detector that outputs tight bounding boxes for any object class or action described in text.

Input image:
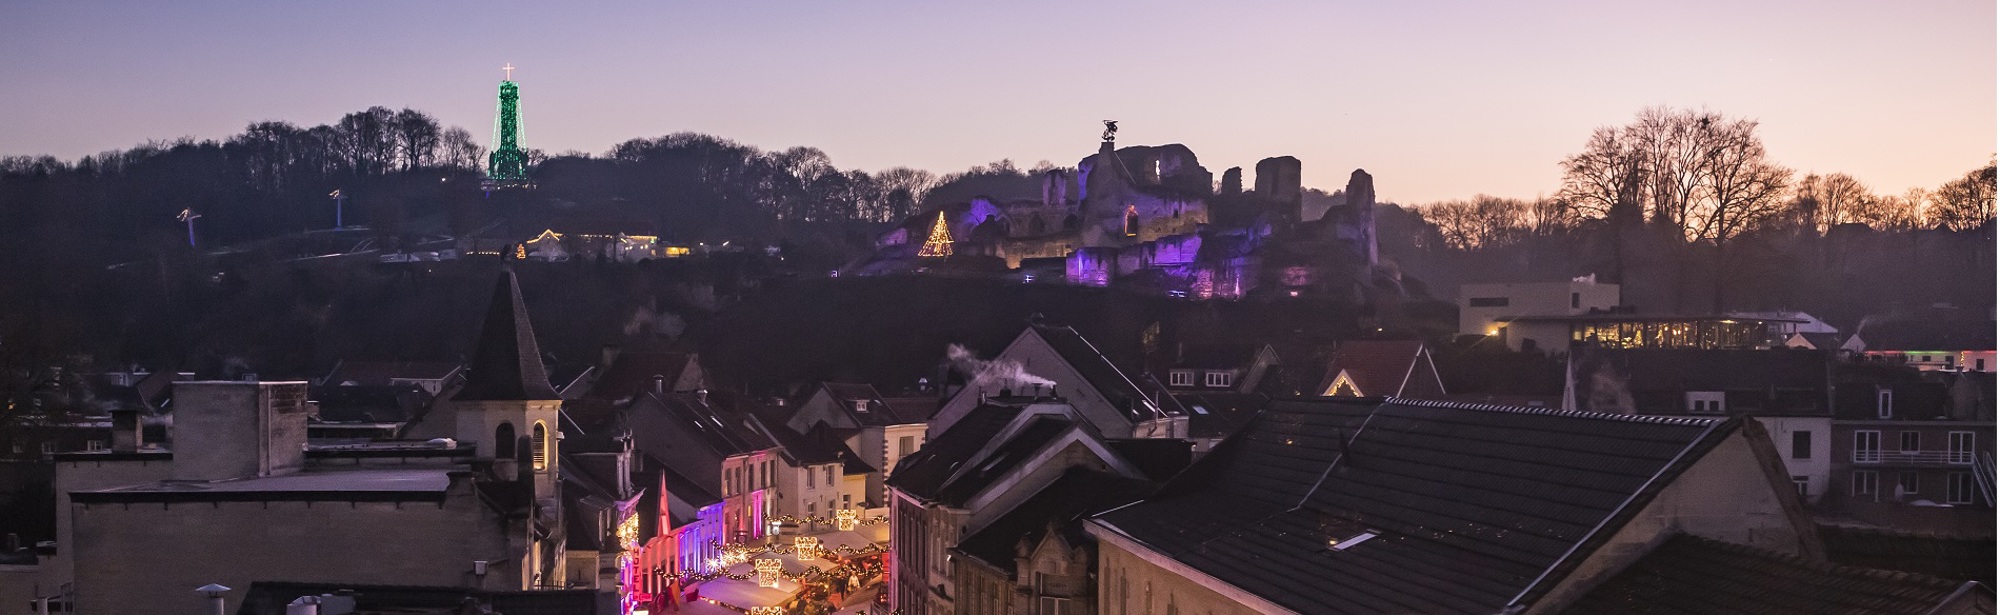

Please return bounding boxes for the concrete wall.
[1759,416,1832,502]
[70,478,512,615]
[172,382,308,481]
[40,454,177,609]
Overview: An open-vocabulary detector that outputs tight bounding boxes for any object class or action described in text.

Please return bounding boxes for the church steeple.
[458,269,559,401]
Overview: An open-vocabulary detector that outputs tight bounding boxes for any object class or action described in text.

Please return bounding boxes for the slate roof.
[1094,398,1740,615]
[885,404,1027,501]
[1819,525,1997,584]
[587,352,697,401]
[1562,534,1980,615]
[1171,392,1268,439]
[814,382,926,427]
[1032,324,1177,422]
[934,416,1073,506]
[1572,348,1831,416]
[1858,318,1997,352]
[455,270,560,401]
[311,384,430,423]
[952,468,1155,577]
[882,396,942,423]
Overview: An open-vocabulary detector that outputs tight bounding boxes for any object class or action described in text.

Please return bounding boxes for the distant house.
[1459,278,1620,351]
[1314,340,1446,399]
[949,468,1155,615]
[782,383,933,506]
[1567,347,1835,502]
[1087,398,1824,615]
[1826,363,1994,534]
[625,391,779,545]
[319,361,464,397]
[1852,317,1998,373]
[1155,342,1281,394]
[930,324,1188,440]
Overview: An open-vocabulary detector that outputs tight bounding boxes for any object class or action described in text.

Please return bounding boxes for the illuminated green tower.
[486,64,530,185]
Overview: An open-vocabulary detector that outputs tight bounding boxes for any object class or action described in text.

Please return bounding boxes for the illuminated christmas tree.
[918,212,953,257]
[484,64,532,191]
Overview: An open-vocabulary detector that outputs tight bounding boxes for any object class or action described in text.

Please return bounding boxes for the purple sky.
[4,0,1992,203]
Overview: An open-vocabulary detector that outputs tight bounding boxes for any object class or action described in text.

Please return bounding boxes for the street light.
[329,190,347,229]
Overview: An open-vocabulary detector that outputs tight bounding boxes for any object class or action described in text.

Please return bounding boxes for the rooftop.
[1561,534,1983,615]
[72,467,454,503]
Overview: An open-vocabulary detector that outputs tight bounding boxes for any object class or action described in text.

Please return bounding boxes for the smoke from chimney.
[946,344,1056,393]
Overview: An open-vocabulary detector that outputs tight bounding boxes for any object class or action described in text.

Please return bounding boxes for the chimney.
[285,596,321,615]
[601,344,623,368]
[695,388,708,404]
[110,408,143,452]
[652,375,666,395]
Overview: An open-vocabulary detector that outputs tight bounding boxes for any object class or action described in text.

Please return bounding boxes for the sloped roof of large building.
[952,467,1155,577]
[1858,317,1997,352]
[933,416,1073,506]
[1032,324,1178,422]
[455,270,559,401]
[1093,397,1745,615]
[236,582,604,615]
[885,403,1028,500]
[1562,534,1983,615]
[323,361,463,387]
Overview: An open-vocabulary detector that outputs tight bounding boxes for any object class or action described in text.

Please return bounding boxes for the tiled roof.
[952,468,1155,576]
[1562,534,1978,615]
[886,404,1026,500]
[1820,525,1997,584]
[1859,318,1997,352]
[1171,392,1268,439]
[882,396,942,423]
[1572,348,1831,416]
[311,384,429,423]
[1095,398,1736,615]
[455,270,559,401]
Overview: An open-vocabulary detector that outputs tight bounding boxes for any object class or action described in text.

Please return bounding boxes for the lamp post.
[177,209,202,248]
[329,189,347,228]
[196,583,231,615]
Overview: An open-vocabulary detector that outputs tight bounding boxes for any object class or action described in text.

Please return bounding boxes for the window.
[1040,597,1072,615]
[1900,431,1921,454]
[40,442,53,456]
[1978,358,1987,371]
[1791,431,1812,459]
[1469,297,1510,308]
[1877,388,1894,419]
[1686,391,1725,414]
[1168,370,1194,387]
[1947,472,1975,504]
[807,502,815,517]
[1792,476,1809,497]
[495,422,516,458]
[1205,371,1233,388]
[531,421,549,471]
[1853,430,1881,463]
[1852,470,1879,499]
[1949,431,1975,464]
[85,440,104,452]
[898,436,915,457]
[1124,205,1139,237]
[1898,472,1919,496]
[842,495,851,509]
[1570,292,1581,309]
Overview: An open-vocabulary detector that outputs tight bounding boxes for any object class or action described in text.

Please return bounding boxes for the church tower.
[453,269,565,587]
[485,64,531,188]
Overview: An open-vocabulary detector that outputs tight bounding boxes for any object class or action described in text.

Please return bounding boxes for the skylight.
[1328,530,1379,551]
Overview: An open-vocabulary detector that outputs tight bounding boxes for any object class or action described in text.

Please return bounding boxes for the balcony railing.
[1852,450,1976,465]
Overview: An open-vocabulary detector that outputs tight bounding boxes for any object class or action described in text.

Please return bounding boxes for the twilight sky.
[3,0,1992,203]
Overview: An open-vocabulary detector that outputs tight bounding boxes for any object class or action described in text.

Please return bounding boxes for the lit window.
[1124,205,1139,237]
[531,422,550,471]
[1169,371,1194,387]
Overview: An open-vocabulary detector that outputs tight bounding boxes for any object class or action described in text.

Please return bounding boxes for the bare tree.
[1558,126,1646,220]
[1789,172,1874,233]
[438,126,485,172]
[392,109,441,172]
[1931,161,1997,231]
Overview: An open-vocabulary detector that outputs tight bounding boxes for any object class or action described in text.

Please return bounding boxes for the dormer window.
[1205,372,1233,388]
[854,399,869,413]
[1169,371,1194,387]
[1686,391,1724,414]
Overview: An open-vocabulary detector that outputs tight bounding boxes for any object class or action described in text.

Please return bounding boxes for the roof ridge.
[1385,396,1723,426]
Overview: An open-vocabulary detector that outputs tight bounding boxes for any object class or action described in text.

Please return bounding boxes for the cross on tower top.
[502,63,515,81]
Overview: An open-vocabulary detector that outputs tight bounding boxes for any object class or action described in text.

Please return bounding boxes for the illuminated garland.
[683,540,887,585]
[762,513,888,527]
